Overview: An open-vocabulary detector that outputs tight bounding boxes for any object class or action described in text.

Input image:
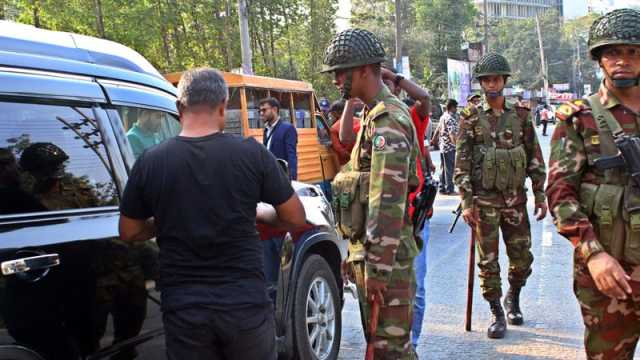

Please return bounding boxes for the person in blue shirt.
[126,110,163,158]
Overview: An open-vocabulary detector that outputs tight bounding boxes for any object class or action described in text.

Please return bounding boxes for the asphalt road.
[337,123,640,360]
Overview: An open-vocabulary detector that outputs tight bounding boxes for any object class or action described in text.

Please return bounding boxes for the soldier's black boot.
[504,286,523,325]
[487,299,507,339]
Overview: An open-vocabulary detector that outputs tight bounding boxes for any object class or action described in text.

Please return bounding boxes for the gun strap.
[589,94,625,138]
[589,94,627,185]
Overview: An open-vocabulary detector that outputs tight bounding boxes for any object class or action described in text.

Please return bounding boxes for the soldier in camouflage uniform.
[454,53,547,339]
[547,9,640,359]
[19,142,102,210]
[322,29,420,359]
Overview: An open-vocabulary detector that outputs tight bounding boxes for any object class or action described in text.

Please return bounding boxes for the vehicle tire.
[293,254,341,360]
[0,346,45,360]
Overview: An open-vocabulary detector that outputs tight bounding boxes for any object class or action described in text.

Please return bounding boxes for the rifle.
[594,135,640,188]
[449,203,463,233]
[365,298,381,360]
[412,175,439,239]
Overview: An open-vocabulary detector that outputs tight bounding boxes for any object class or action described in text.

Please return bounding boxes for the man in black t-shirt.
[119,68,306,360]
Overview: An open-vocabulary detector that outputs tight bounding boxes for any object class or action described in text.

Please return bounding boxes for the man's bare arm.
[119,215,156,243]
[339,99,359,144]
[256,193,306,230]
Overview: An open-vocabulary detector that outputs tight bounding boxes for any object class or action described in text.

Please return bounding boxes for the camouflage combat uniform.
[454,98,546,301]
[546,9,640,359]
[355,86,421,359]
[548,83,640,360]
[323,29,420,359]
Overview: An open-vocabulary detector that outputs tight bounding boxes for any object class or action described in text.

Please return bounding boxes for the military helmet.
[321,29,386,73]
[19,143,69,179]
[588,8,640,60]
[473,53,511,79]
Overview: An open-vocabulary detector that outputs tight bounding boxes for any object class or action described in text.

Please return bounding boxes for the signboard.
[447,59,472,106]
[553,83,570,91]
[393,56,412,80]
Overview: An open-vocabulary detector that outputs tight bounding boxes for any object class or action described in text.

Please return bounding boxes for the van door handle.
[1,254,60,276]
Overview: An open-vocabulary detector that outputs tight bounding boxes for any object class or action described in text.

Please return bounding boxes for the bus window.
[269,91,293,124]
[246,88,269,129]
[225,87,242,135]
[294,93,312,128]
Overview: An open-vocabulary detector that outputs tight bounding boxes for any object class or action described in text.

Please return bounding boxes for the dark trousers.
[164,305,276,360]
[542,120,548,135]
[439,151,456,193]
[263,236,284,302]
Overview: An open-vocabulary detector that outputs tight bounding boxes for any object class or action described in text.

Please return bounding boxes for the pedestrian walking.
[259,96,299,300]
[118,68,306,359]
[454,53,547,339]
[439,99,459,195]
[546,8,640,359]
[540,104,550,136]
[322,28,420,359]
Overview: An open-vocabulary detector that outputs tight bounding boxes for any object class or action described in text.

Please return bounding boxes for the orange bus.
[165,71,339,186]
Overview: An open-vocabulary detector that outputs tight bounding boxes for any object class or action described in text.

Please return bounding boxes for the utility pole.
[483,0,489,53]
[395,0,403,72]
[535,14,548,103]
[238,0,253,75]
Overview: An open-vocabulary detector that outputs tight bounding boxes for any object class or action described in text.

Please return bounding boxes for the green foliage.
[4,0,338,98]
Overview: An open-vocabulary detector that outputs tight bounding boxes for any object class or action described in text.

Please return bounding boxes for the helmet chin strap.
[341,70,354,100]
[603,67,640,88]
[485,89,504,98]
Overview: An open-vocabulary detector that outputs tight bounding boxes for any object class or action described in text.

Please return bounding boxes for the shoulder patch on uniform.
[460,106,478,119]
[368,102,389,122]
[555,99,590,122]
[373,135,386,150]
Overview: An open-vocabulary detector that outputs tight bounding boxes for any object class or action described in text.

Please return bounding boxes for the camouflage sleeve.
[453,107,476,210]
[522,111,546,204]
[545,112,603,262]
[366,113,412,283]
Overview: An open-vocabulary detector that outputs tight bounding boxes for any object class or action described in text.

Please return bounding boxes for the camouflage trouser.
[360,257,417,360]
[574,255,640,359]
[474,203,533,301]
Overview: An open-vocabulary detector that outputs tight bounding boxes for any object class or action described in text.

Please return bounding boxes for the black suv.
[0,21,346,360]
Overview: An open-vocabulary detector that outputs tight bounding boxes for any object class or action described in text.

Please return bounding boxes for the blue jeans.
[412,221,430,348]
[263,237,283,302]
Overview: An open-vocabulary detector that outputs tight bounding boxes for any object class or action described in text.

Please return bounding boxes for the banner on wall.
[447,59,472,106]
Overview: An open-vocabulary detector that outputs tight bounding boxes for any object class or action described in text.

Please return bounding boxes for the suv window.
[0,101,118,214]
[116,106,180,159]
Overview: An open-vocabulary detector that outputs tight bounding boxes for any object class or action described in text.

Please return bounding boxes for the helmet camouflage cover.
[588,8,640,60]
[473,53,511,79]
[19,142,69,178]
[321,28,386,73]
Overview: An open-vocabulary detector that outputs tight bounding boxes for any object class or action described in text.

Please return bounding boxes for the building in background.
[474,0,563,19]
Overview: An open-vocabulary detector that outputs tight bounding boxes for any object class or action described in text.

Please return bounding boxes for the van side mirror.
[277,159,290,179]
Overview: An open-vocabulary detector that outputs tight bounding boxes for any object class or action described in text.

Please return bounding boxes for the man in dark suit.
[259,97,298,180]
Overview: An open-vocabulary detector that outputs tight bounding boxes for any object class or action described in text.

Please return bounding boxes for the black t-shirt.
[120,132,294,312]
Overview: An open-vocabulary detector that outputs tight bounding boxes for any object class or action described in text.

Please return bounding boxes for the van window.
[115,106,181,159]
[246,88,269,129]
[0,101,119,214]
[294,93,313,128]
[226,87,242,135]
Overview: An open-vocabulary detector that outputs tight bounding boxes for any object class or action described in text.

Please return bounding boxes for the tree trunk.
[32,0,40,28]
[224,0,233,70]
[93,0,105,38]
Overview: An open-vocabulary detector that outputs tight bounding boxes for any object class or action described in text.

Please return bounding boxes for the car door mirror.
[277,159,290,179]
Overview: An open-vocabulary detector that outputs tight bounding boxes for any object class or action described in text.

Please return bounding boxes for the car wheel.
[293,254,341,360]
[0,346,45,360]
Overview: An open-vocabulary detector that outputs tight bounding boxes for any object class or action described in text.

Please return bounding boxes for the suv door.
[0,98,148,359]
